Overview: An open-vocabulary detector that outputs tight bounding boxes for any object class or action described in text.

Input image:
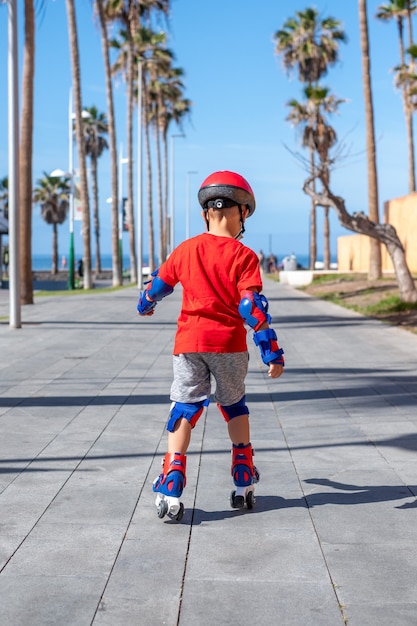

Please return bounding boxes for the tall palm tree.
[105,1,170,281]
[274,8,346,269]
[145,42,176,265]
[83,106,109,274]
[19,0,35,305]
[95,0,122,286]
[111,26,167,274]
[274,8,346,83]
[376,0,417,192]
[286,86,344,269]
[360,0,382,280]
[33,173,70,274]
[65,0,92,289]
[155,66,191,262]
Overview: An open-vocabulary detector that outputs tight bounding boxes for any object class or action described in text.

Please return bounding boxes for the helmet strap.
[233,206,246,240]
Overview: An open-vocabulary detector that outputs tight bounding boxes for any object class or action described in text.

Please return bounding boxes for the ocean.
[31,252,336,271]
[32,254,147,271]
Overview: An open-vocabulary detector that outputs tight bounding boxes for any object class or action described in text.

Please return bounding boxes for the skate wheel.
[230,490,245,509]
[246,490,255,510]
[157,499,168,518]
[230,490,236,508]
[175,503,184,522]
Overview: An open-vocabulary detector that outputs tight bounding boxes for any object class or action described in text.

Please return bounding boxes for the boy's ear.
[242,206,250,220]
[201,210,209,230]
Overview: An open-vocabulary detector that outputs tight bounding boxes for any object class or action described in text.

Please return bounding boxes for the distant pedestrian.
[77,259,84,278]
[258,249,265,274]
[61,255,67,270]
[268,253,278,274]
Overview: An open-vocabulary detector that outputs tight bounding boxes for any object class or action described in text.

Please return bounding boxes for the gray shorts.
[170,352,249,406]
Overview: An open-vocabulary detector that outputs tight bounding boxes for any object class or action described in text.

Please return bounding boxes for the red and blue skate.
[230,443,259,510]
[153,452,186,521]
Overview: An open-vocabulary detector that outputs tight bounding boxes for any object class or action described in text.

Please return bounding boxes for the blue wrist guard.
[137,292,157,315]
[253,328,285,366]
[137,269,174,316]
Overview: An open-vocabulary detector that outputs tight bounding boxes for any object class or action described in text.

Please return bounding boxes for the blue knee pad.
[217,395,249,423]
[167,399,209,432]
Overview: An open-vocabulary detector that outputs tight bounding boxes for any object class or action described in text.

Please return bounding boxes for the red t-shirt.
[158,233,262,354]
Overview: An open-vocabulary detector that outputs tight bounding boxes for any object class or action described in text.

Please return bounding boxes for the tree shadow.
[304,477,417,509]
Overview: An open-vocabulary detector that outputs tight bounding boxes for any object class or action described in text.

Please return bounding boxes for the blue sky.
[0,0,412,264]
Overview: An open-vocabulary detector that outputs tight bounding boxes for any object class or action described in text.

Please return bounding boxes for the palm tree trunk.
[91,157,101,273]
[358,0,382,280]
[309,148,317,270]
[154,121,164,265]
[162,130,169,256]
[96,0,121,286]
[323,206,331,269]
[66,0,92,289]
[19,0,34,305]
[126,43,137,284]
[52,222,58,274]
[143,88,155,274]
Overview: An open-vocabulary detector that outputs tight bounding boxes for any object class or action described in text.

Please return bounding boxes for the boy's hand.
[137,291,156,316]
[268,363,284,379]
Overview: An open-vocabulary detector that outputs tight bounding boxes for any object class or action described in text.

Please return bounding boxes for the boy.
[137,171,284,520]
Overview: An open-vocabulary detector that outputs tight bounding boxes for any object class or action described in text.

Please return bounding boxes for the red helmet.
[198,171,256,216]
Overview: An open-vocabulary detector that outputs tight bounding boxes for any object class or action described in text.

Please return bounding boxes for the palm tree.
[154,66,191,262]
[111,25,168,274]
[95,0,122,286]
[83,106,109,274]
[376,0,417,192]
[20,0,35,305]
[105,1,170,281]
[274,8,346,269]
[145,41,177,265]
[274,8,346,83]
[33,173,70,274]
[286,85,344,269]
[65,0,92,289]
[360,0,382,280]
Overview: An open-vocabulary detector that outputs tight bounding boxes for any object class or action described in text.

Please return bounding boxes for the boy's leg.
[227,413,250,446]
[167,417,192,454]
[153,399,208,517]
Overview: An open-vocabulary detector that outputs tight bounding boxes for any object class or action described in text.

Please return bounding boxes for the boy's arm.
[137,269,174,316]
[238,289,285,377]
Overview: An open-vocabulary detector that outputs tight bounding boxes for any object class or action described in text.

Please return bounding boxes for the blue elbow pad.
[238,291,271,331]
[147,272,174,301]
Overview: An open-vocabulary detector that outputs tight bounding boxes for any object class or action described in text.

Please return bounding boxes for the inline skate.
[230,443,259,510]
[153,452,186,521]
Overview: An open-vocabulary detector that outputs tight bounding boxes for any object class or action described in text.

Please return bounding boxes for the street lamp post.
[169,134,185,254]
[186,171,198,241]
[137,59,143,289]
[67,89,75,289]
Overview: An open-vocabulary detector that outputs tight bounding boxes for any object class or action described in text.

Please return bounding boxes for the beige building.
[337,192,417,273]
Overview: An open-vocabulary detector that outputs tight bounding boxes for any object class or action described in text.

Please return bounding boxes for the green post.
[68,231,75,289]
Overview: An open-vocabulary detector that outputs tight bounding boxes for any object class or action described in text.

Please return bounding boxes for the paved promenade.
[1,278,417,625]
